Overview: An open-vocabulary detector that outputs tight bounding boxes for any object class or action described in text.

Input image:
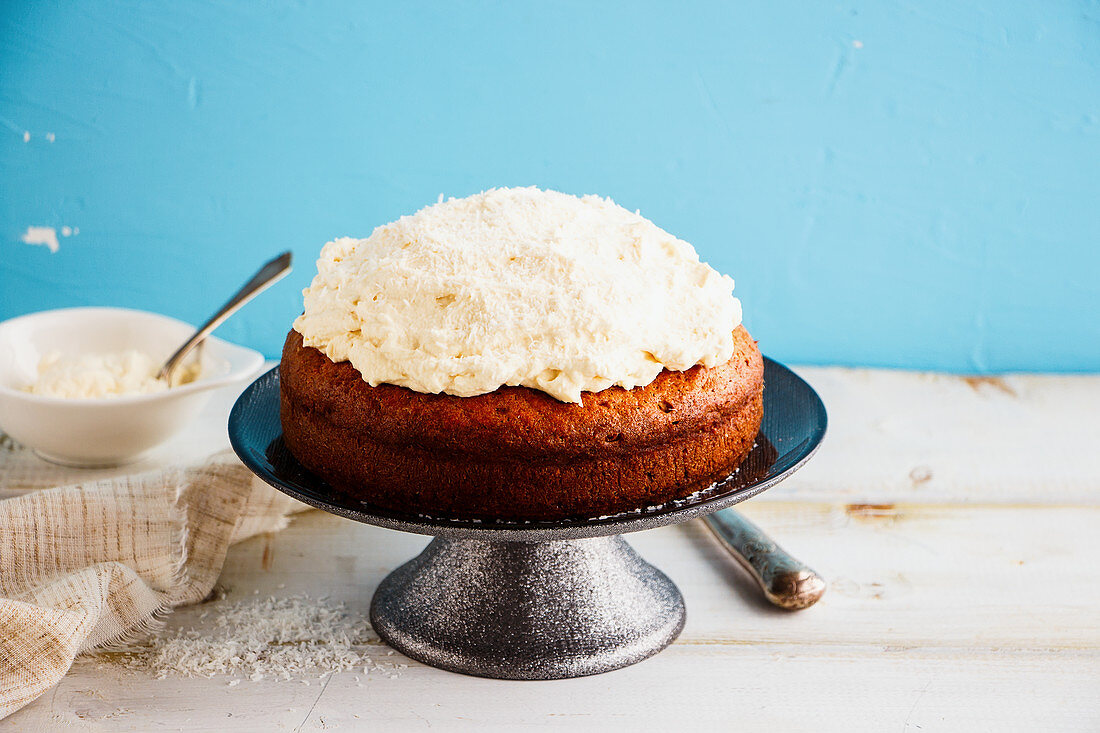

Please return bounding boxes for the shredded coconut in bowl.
[24,350,201,398]
[25,350,167,398]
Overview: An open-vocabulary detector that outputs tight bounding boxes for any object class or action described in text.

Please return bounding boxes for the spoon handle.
[158,251,292,383]
[702,508,825,610]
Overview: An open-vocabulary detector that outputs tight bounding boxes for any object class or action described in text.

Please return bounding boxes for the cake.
[280,187,764,520]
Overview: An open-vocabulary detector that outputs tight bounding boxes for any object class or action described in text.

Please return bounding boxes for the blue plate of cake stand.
[228,357,826,680]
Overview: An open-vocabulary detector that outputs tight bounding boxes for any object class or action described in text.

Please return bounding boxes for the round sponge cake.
[279,325,764,520]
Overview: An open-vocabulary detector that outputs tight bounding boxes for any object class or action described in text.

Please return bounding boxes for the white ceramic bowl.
[0,307,265,466]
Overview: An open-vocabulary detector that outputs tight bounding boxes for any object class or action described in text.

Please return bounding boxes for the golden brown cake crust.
[279,327,764,520]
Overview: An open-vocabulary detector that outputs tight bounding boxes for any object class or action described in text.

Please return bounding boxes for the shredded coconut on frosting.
[294,186,742,404]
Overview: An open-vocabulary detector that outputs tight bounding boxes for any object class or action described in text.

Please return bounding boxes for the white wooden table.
[3,366,1098,731]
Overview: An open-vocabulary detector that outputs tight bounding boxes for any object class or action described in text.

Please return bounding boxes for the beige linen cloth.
[0,448,307,719]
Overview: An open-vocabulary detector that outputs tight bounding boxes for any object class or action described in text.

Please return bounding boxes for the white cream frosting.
[26,350,169,399]
[293,187,742,404]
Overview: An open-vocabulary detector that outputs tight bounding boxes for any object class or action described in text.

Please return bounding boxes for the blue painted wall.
[2,1,1098,371]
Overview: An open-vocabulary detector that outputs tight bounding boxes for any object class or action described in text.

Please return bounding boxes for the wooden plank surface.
[3,366,1099,731]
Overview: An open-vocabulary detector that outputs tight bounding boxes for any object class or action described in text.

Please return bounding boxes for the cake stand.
[228,358,826,680]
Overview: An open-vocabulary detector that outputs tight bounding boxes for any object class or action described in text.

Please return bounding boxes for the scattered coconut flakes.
[105,594,405,683]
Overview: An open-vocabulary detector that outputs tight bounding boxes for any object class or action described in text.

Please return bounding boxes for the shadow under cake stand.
[228,358,826,680]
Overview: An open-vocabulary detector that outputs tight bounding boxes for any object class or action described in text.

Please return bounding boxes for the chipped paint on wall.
[19,226,78,254]
[20,227,60,253]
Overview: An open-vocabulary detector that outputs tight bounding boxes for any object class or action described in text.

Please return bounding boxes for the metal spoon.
[702,509,826,610]
[157,251,292,385]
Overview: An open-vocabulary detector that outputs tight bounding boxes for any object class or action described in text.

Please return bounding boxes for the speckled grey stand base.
[369,535,686,680]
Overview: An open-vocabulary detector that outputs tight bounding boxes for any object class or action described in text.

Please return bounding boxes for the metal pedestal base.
[369,535,686,680]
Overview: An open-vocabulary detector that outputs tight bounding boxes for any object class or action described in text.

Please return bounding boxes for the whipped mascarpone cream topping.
[293,187,742,404]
